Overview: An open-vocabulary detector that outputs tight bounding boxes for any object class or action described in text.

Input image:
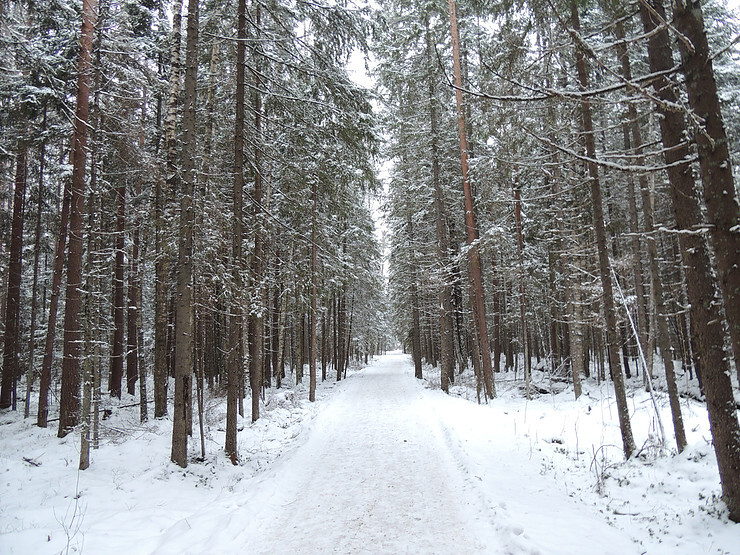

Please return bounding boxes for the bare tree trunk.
[448,0,494,398]
[109,180,125,398]
[58,0,98,437]
[568,247,584,400]
[640,0,740,520]
[226,0,246,462]
[80,157,101,470]
[24,134,45,418]
[127,168,142,400]
[154,0,183,420]
[37,151,72,427]
[672,0,740,378]
[407,212,423,380]
[570,1,634,459]
[248,2,265,422]
[321,306,327,382]
[171,0,198,468]
[614,17,686,452]
[134,97,146,420]
[425,18,454,392]
[514,184,530,399]
[490,251,501,375]
[309,181,318,402]
[1,145,27,410]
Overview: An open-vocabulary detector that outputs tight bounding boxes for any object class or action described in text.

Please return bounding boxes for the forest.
[1,0,739,550]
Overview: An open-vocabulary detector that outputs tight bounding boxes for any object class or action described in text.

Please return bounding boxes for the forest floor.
[1,352,738,554]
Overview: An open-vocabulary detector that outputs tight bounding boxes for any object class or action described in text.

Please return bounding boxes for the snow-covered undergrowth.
[1,355,738,554]
[423,360,739,554]
[0,368,351,554]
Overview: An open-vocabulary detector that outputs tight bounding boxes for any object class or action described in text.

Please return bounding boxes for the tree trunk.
[614,17,686,452]
[570,2,634,459]
[1,145,27,410]
[79,155,101,470]
[154,0,183,419]
[37,153,72,428]
[109,180,126,398]
[171,0,198,467]
[640,0,740,520]
[514,184,530,399]
[425,19,455,392]
[448,0,494,398]
[672,0,740,378]
[248,2,265,422]
[309,181,318,402]
[407,212,423,380]
[24,136,45,418]
[127,190,140,399]
[58,0,98,437]
[225,0,246,463]
[134,94,146,420]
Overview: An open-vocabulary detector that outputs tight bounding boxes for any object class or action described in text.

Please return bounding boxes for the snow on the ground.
[0,352,738,554]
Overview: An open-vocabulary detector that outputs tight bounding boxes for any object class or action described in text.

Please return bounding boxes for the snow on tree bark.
[570,0,635,459]
[171,0,198,468]
[58,0,98,437]
[639,0,740,521]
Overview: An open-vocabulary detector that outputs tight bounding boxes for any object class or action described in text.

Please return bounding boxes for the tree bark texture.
[37,157,72,427]
[24,138,45,418]
[58,0,98,437]
[226,0,246,461]
[248,2,265,423]
[154,0,184,419]
[448,0,494,398]
[0,145,27,409]
[309,181,318,402]
[672,0,740,376]
[171,0,198,468]
[614,16,686,453]
[109,181,126,398]
[640,0,740,520]
[425,18,455,393]
[570,1,635,459]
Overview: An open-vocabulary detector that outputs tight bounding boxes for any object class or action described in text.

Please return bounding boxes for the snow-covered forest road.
[8,351,735,554]
[154,353,637,554]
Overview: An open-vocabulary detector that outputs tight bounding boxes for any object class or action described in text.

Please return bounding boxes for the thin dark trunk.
[514,184,530,399]
[309,181,318,402]
[58,0,97,437]
[321,307,327,382]
[37,151,71,428]
[134,95,146,421]
[571,2,634,459]
[426,19,454,392]
[226,0,246,463]
[248,3,264,422]
[127,170,141,399]
[614,17,686,452]
[1,145,27,409]
[171,0,198,467]
[408,215,423,380]
[109,181,126,398]
[24,136,45,418]
[155,0,183,419]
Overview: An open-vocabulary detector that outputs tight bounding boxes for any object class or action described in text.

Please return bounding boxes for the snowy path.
[154,353,638,555]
